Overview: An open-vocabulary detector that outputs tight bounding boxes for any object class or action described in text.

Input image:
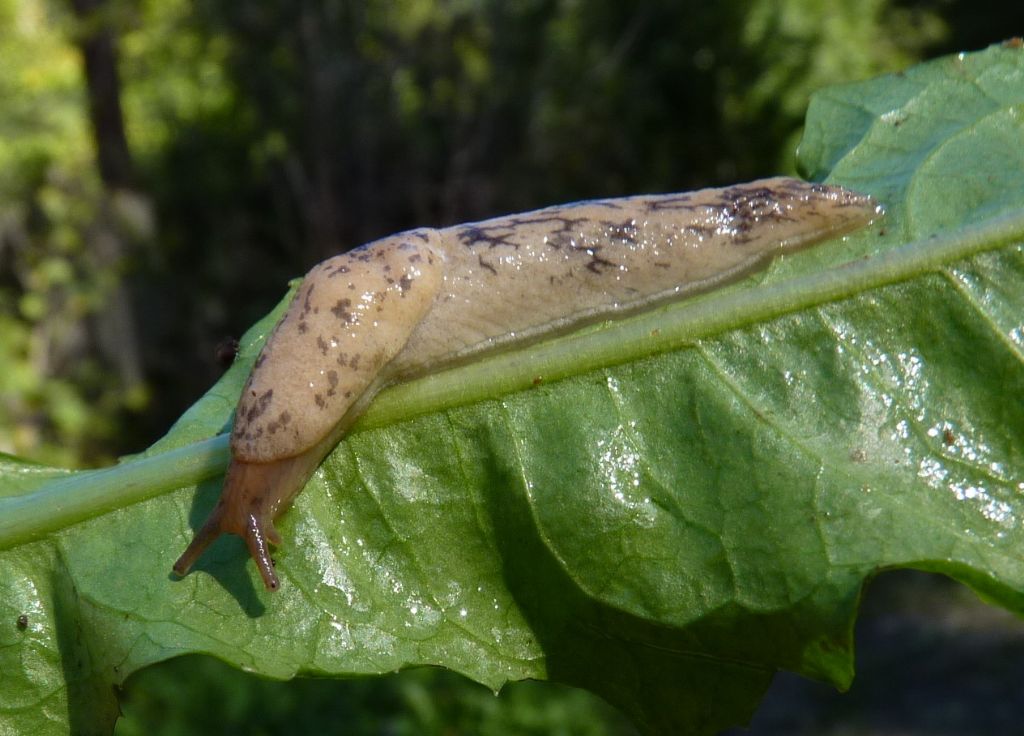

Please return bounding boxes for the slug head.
[173,233,445,591]
[172,452,323,590]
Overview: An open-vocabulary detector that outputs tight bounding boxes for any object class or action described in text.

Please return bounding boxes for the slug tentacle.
[173,178,881,591]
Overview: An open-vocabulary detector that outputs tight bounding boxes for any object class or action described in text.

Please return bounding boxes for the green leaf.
[3,42,1024,735]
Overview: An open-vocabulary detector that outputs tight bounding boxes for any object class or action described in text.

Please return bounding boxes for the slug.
[173,177,879,590]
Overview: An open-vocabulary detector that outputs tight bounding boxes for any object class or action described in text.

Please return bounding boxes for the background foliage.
[1,0,1023,733]
[0,0,969,465]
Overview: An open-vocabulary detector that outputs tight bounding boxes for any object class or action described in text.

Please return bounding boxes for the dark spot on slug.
[331,298,355,323]
[326,370,338,396]
[713,185,799,244]
[245,389,274,423]
[315,393,326,409]
[583,248,618,274]
[600,219,639,244]
[239,425,264,444]
[349,354,361,370]
[644,193,699,213]
[477,255,497,275]
[316,335,330,355]
[408,253,422,263]
[300,283,316,318]
[682,223,716,239]
[267,409,293,434]
[457,225,520,250]
[298,321,308,334]
[254,354,267,369]
[398,275,413,293]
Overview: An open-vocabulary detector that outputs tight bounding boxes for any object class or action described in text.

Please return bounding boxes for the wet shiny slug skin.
[173,177,880,590]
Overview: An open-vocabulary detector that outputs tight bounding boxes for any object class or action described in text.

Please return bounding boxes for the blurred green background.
[1,0,1022,732]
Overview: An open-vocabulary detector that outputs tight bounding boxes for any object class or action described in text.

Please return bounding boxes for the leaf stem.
[0,436,229,549]
[2,207,1023,550]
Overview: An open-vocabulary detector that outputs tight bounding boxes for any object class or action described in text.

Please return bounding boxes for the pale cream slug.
[173,177,879,590]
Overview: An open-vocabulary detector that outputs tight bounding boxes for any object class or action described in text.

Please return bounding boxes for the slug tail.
[173,452,323,591]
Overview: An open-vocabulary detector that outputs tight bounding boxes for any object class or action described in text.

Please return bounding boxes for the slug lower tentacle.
[173,177,881,590]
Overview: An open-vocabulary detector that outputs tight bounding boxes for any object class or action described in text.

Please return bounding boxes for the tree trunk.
[70,0,135,189]
[69,0,147,393]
